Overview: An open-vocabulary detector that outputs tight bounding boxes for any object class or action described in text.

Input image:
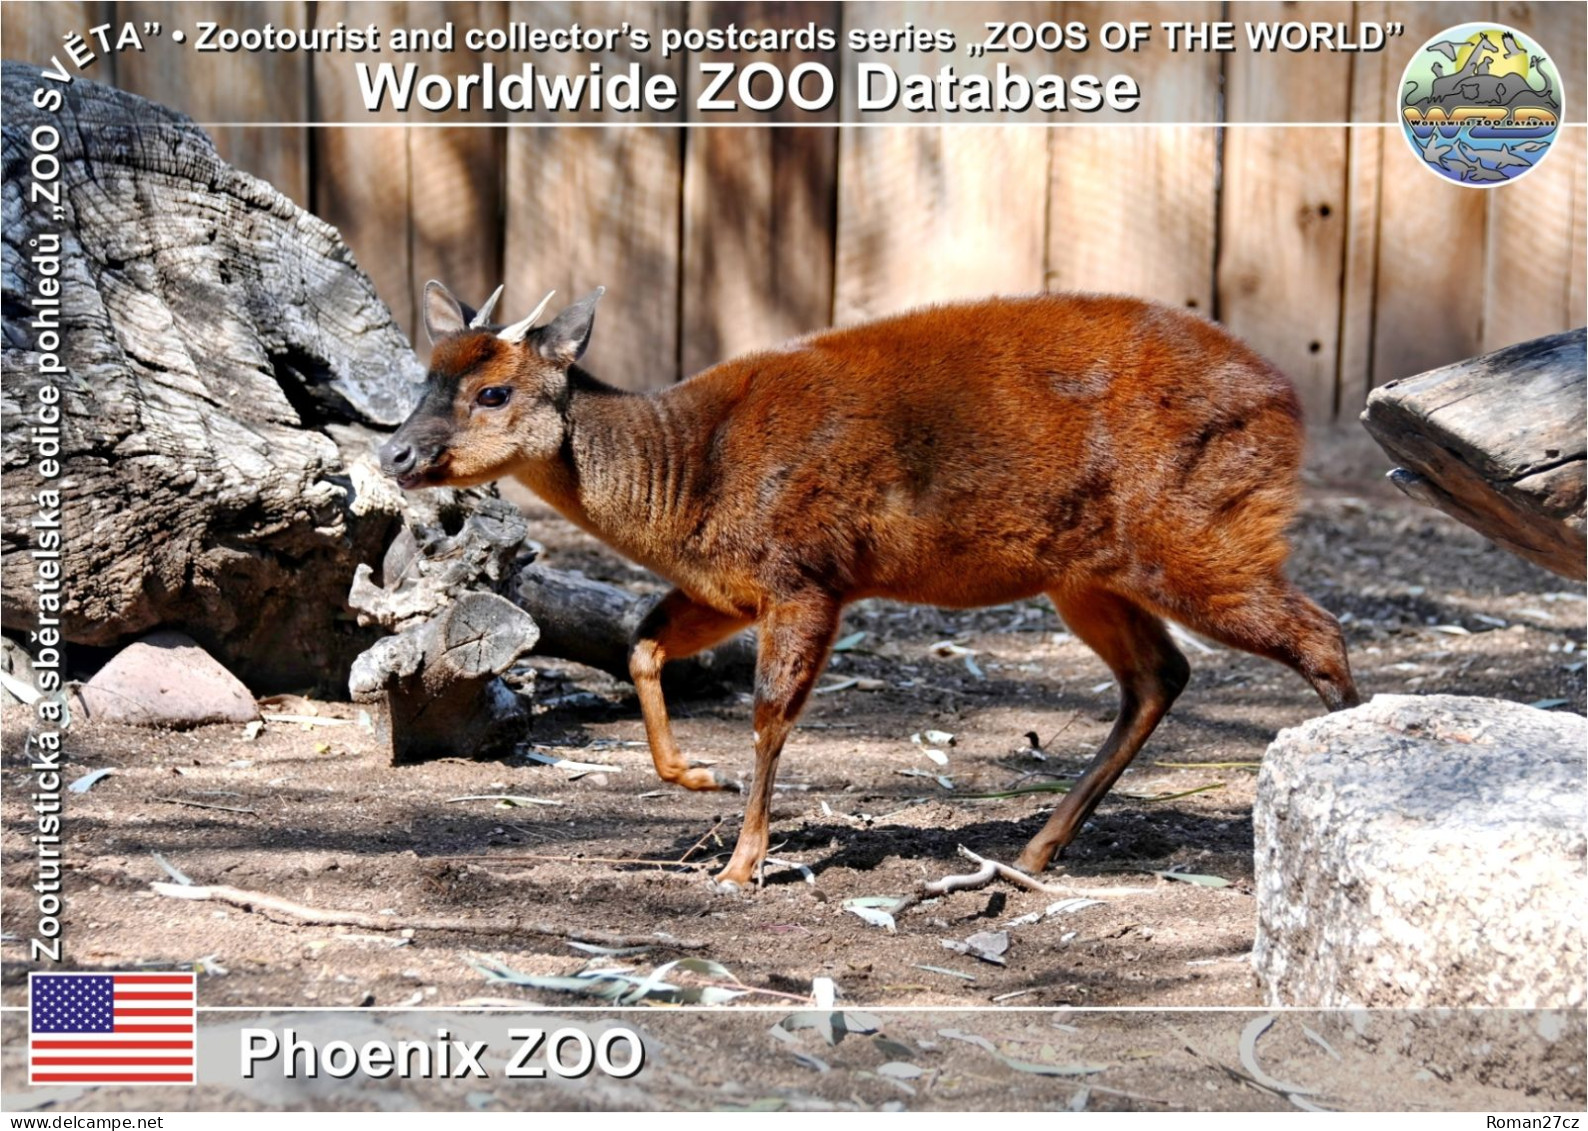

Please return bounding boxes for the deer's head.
[379,281,604,489]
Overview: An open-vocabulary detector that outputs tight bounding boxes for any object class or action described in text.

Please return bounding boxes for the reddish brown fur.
[386,290,1359,886]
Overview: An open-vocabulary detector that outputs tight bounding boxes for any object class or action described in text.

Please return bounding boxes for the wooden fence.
[3,0,1583,424]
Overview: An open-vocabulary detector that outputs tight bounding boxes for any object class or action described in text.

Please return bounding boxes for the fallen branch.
[894,846,1160,913]
[154,797,258,815]
[678,817,727,865]
[893,845,1068,914]
[428,852,712,870]
[150,881,707,949]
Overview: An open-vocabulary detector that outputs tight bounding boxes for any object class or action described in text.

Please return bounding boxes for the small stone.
[77,631,258,727]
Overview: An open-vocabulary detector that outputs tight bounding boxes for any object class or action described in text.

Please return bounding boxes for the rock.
[1254,694,1585,1008]
[1,635,39,705]
[77,631,259,727]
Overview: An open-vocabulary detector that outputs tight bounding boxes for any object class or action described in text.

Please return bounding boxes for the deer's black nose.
[380,437,417,477]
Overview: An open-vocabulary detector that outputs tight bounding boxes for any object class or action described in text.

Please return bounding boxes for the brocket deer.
[380,282,1359,887]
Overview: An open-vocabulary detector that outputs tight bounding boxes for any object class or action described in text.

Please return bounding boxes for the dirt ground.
[2,446,1584,1110]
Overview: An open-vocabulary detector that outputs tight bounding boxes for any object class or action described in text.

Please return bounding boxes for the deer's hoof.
[1012,848,1053,876]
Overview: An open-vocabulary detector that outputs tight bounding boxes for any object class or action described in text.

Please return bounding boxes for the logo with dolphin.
[1399,23,1562,186]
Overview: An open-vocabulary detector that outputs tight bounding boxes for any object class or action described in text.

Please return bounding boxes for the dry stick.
[430,852,710,870]
[892,845,1068,914]
[154,797,258,815]
[1040,710,1082,752]
[677,817,727,865]
[150,882,708,950]
[894,845,1157,914]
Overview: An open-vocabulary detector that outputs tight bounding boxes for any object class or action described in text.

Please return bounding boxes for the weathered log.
[513,565,757,694]
[0,65,478,693]
[1361,329,1586,579]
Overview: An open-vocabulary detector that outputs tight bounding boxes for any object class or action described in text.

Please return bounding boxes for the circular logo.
[1399,23,1563,186]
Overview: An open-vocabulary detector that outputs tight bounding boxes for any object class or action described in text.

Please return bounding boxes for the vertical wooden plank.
[403,1,507,351]
[1046,129,1219,310]
[1570,128,1586,321]
[834,127,1049,323]
[834,0,1053,319]
[1483,124,1582,350]
[1337,0,1389,421]
[0,2,116,81]
[680,1,838,374]
[111,1,310,207]
[1482,132,1580,350]
[1046,4,1221,310]
[1482,2,1584,349]
[1364,2,1490,386]
[1220,1,1353,426]
[502,1,686,390]
[312,2,414,339]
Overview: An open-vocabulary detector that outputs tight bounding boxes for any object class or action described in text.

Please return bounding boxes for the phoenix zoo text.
[240,1027,646,1081]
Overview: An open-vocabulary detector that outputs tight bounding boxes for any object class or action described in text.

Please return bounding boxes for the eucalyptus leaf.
[878,1061,924,1079]
[68,768,114,793]
[150,851,193,886]
[874,1036,917,1060]
[1154,870,1231,888]
[688,986,750,1005]
[1238,1014,1315,1096]
[791,1050,831,1073]
[673,956,738,979]
[938,1028,997,1054]
[567,941,649,957]
[1001,1057,1108,1077]
[846,906,897,932]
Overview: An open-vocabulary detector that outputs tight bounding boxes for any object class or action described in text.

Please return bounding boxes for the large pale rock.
[1254,694,1585,1008]
[77,630,258,727]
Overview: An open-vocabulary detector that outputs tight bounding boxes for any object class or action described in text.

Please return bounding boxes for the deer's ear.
[535,288,605,366]
[423,281,469,344]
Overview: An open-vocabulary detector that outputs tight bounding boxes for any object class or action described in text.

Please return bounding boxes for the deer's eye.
[475,386,512,408]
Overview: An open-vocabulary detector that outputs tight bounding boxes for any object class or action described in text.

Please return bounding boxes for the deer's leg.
[1156,574,1360,713]
[1015,587,1190,874]
[630,588,753,792]
[715,594,840,887]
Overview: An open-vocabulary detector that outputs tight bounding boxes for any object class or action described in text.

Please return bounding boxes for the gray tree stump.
[1362,329,1586,580]
[1254,694,1586,1008]
[347,500,540,762]
[349,593,539,763]
[346,497,755,761]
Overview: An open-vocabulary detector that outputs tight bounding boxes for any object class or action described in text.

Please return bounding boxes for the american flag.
[28,972,197,1086]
